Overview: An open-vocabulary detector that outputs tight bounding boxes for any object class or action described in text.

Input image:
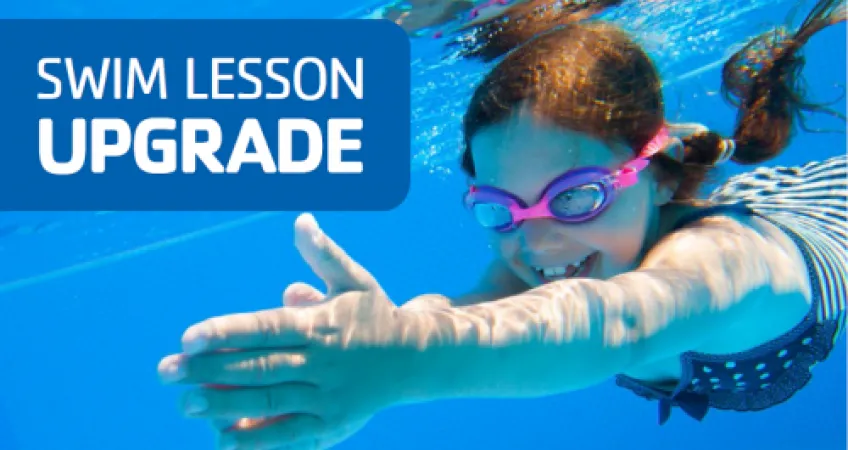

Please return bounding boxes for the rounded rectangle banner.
[0,19,412,211]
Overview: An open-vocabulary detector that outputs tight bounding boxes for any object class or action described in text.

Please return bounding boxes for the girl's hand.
[157,213,415,450]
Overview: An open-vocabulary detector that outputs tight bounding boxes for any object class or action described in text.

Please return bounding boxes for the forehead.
[469,113,624,200]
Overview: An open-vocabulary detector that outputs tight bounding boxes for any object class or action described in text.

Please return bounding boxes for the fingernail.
[185,391,209,415]
[182,326,209,355]
[158,355,186,383]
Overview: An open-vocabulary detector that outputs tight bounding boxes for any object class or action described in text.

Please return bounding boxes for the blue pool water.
[0,0,845,449]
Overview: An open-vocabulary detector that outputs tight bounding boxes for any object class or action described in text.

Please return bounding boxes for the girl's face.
[468,110,671,287]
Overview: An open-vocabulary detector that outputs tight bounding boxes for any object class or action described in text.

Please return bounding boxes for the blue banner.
[0,19,411,211]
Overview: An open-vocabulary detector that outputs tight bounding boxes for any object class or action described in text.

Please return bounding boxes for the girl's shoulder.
[678,155,847,340]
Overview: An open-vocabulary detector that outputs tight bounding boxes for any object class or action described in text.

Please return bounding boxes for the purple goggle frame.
[463,127,670,232]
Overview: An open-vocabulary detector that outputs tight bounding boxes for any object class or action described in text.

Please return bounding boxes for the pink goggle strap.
[510,200,555,222]
[615,126,670,189]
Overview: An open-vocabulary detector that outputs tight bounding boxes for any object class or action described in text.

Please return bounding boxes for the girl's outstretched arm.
[395,213,812,402]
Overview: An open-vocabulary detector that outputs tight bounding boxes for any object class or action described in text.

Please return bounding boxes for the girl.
[158,0,847,449]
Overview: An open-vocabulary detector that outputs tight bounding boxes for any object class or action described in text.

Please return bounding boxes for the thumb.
[293,213,378,295]
[282,282,326,306]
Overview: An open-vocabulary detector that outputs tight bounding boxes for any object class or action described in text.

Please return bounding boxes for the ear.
[652,137,684,206]
[662,137,685,162]
[653,178,677,206]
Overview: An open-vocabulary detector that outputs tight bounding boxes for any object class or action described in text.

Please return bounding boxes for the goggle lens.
[471,202,514,229]
[548,183,608,218]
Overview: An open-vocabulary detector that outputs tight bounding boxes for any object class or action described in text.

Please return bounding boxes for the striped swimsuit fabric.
[615,155,847,424]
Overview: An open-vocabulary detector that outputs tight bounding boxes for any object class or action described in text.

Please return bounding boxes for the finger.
[158,349,310,386]
[227,416,292,432]
[180,308,309,355]
[225,416,366,450]
[293,213,377,295]
[217,413,325,450]
[210,416,280,433]
[282,282,325,307]
[278,438,321,450]
[180,383,323,419]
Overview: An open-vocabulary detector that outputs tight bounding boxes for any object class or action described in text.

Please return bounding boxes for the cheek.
[489,232,520,259]
[490,233,539,284]
[581,192,652,262]
[488,233,532,278]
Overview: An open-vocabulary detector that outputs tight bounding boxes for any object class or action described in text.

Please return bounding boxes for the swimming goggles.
[463,127,670,232]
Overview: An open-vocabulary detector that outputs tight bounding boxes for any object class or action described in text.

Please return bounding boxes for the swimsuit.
[616,155,847,424]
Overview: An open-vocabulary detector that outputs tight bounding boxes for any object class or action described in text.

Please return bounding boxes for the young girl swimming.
[158,0,847,448]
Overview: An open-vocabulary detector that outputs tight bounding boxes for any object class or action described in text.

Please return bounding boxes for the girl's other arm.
[399,258,530,311]
[394,213,812,401]
[454,258,530,305]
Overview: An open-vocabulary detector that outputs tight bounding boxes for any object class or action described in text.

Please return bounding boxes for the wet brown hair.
[456,0,846,200]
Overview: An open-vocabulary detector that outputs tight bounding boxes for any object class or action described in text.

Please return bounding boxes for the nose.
[517,219,575,254]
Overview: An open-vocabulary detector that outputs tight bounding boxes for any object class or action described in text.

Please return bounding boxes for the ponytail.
[683,0,845,166]
[668,0,845,198]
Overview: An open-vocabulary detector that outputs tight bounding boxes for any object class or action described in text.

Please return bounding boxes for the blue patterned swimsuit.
[616,155,847,424]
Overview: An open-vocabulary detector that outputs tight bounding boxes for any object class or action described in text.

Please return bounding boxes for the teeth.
[534,254,591,279]
[542,267,567,277]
